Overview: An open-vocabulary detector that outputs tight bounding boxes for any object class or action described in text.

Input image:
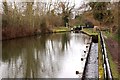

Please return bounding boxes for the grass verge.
[103,31,119,78]
[98,33,104,79]
[52,27,70,32]
[106,47,119,78]
[81,28,98,36]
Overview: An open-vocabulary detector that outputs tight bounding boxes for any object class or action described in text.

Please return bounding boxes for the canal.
[0,32,91,78]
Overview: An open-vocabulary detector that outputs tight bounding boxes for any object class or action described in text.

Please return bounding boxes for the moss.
[52,27,70,32]
[98,33,104,79]
[81,28,98,36]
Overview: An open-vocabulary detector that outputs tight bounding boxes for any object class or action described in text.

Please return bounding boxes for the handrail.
[100,31,113,80]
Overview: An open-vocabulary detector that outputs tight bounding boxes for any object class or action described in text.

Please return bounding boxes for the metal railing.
[100,31,113,80]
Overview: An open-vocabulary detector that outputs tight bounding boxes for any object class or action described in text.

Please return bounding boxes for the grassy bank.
[2,27,70,40]
[52,27,71,33]
[103,31,120,43]
[98,33,104,79]
[106,46,119,78]
[81,28,98,36]
[103,31,119,78]
[81,28,104,78]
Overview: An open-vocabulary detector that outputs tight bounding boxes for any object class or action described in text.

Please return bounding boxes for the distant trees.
[88,2,120,33]
[89,2,111,26]
[3,1,119,40]
[59,2,75,27]
[25,2,34,28]
[2,1,76,40]
[2,1,9,28]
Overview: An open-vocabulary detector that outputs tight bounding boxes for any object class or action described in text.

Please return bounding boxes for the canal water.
[0,32,91,78]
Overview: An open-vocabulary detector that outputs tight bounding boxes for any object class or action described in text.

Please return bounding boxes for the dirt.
[104,37,120,74]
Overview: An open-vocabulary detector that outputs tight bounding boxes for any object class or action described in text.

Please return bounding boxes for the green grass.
[98,33,104,79]
[52,27,70,32]
[103,31,120,43]
[107,49,119,78]
[81,28,98,36]
[113,34,120,43]
[103,31,119,78]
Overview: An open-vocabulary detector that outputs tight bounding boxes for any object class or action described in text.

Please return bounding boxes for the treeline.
[2,1,76,40]
[74,2,120,34]
[2,1,120,40]
[88,2,120,34]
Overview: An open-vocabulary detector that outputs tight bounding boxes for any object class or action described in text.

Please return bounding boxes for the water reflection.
[1,32,90,78]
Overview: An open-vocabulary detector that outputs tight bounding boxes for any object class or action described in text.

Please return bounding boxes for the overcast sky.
[0,0,119,13]
[0,0,85,8]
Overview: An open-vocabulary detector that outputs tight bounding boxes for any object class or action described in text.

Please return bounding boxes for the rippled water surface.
[1,32,91,78]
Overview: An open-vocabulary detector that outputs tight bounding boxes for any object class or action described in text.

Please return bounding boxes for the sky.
[0,0,85,8]
[1,0,119,10]
[0,0,85,14]
[0,0,119,13]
